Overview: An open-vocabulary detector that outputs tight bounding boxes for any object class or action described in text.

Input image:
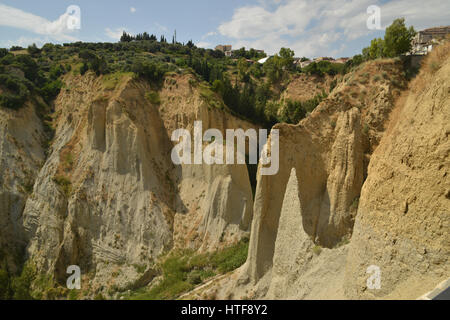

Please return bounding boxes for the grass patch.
[312,245,322,256]
[53,175,72,197]
[63,152,74,171]
[145,91,161,105]
[363,123,370,135]
[127,238,249,300]
[199,84,225,110]
[132,264,147,274]
[102,72,133,90]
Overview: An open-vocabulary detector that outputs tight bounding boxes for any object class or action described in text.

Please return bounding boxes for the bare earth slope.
[344,47,450,299]
[207,48,449,300]
[6,72,257,296]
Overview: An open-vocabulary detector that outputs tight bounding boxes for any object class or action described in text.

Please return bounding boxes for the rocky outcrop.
[159,74,255,252]
[0,101,47,272]
[0,71,256,293]
[244,59,406,287]
[344,49,450,299]
[223,54,450,299]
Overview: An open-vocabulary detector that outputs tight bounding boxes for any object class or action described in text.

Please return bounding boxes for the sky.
[0,0,449,58]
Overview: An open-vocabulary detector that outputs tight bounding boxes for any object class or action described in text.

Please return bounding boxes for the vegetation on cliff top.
[0,18,420,128]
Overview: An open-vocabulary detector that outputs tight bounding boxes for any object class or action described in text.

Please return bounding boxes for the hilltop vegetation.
[0,32,354,127]
[0,18,419,127]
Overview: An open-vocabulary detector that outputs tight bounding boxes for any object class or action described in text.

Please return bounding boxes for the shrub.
[210,237,249,273]
[40,79,63,103]
[363,123,370,135]
[303,61,346,76]
[278,93,327,124]
[0,48,8,59]
[131,60,167,84]
[0,74,31,109]
[128,238,249,300]
[329,79,338,92]
[27,44,41,56]
[10,46,23,52]
[312,245,322,256]
[145,91,161,105]
[12,263,36,300]
[53,175,72,197]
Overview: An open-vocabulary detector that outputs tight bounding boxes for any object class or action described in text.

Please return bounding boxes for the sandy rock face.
[22,75,175,288]
[0,102,47,272]
[245,60,406,286]
[223,56,447,300]
[344,53,450,299]
[15,72,255,291]
[158,74,256,252]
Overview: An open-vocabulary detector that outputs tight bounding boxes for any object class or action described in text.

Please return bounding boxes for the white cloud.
[202,31,217,39]
[130,7,136,13]
[196,41,212,48]
[0,4,79,42]
[0,36,50,49]
[154,22,168,33]
[105,27,127,40]
[218,0,450,57]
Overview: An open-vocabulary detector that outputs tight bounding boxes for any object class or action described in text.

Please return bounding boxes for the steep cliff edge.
[0,70,256,296]
[246,58,407,288]
[0,100,48,273]
[344,45,450,299]
[212,47,449,300]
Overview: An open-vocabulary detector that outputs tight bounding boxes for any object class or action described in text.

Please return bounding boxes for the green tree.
[383,18,416,57]
[368,38,385,59]
[27,43,41,56]
[279,47,295,69]
[0,48,8,59]
[263,55,284,84]
[237,58,250,82]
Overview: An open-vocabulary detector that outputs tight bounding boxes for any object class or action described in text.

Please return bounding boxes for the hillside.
[0,36,448,300]
[187,42,450,300]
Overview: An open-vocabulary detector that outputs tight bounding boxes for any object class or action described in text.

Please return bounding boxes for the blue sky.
[0,0,449,58]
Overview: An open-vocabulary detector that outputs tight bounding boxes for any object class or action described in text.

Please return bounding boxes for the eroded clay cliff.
[211,47,449,300]
[0,71,256,295]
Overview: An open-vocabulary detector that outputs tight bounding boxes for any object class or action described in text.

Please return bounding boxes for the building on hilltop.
[410,26,450,55]
[335,57,350,64]
[215,45,233,57]
[299,60,313,68]
[314,57,335,63]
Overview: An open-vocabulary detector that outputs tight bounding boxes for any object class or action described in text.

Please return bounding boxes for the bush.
[27,44,41,56]
[145,91,161,105]
[0,48,8,59]
[303,61,345,76]
[12,264,35,300]
[53,175,72,197]
[0,74,31,109]
[210,237,249,273]
[279,93,327,124]
[128,238,249,300]
[40,79,63,103]
[131,60,167,84]
[14,54,39,82]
